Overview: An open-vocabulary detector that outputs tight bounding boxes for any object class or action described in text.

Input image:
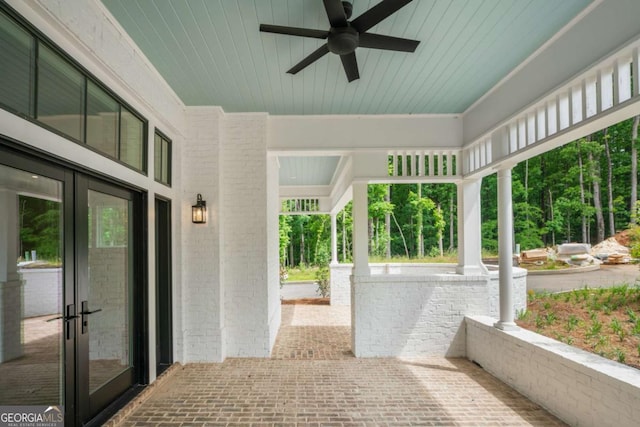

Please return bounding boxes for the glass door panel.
[86,190,132,394]
[0,163,64,406]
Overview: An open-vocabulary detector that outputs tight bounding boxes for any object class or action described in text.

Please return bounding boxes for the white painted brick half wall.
[351,274,489,357]
[181,108,225,362]
[330,264,351,306]
[222,113,278,357]
[466,316,640,427]
[21,269,62,317]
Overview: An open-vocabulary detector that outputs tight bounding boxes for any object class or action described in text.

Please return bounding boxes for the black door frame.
[155,197,173,376]
[0,139,148,426]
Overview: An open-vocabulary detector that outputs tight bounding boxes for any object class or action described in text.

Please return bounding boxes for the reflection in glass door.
[78,181,137,419]
[87,190,131,392]
[0,163,64,406]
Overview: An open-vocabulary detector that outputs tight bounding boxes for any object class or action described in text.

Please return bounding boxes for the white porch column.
[352,182,370,276]
[330,213,338,265]
[456,179,487,275]
[0,189,24,362]
[495,168,518,330]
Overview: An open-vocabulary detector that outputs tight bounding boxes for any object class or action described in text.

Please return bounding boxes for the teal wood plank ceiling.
[101,0,593,115]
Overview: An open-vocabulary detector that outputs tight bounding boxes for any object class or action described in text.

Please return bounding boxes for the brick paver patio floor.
[110,304,566,426]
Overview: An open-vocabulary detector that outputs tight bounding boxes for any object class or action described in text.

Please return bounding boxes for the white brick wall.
[181,107,225,362]
[266,156,281,350]
[351,273,488,357]
[88,247,129,362]
[466,315,640,427]
[221,113,278,357]
[0,279,23,362]
[21,268,62,317]
[330,264,351,305]
[350,266,528,357]
[487,266,528,318]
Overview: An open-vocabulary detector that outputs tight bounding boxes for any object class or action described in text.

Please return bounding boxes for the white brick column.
[0,189,24,362]
[330,213,338,265]
[495,167,518,330]
[182,107,225,362]
[456,179,487,275]
[351,183,370,276]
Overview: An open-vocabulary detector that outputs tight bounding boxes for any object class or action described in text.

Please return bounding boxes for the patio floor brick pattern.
[112,305,567,426]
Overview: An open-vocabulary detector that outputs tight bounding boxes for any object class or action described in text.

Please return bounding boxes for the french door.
[0,144,145,426]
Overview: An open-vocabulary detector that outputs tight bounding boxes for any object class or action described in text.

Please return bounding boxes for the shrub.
[315,264,330,297]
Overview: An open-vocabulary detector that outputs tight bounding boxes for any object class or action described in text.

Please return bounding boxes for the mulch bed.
[281,298,330,305]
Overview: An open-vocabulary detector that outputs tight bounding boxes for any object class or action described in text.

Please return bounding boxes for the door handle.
[46,314,79,322]
[47,304,77,339]
[81,301,102,334]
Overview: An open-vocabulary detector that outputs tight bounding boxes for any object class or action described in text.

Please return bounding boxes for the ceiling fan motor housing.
[328,26,359,55]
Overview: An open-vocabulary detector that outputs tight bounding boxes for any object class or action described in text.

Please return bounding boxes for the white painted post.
[456,179,487,275]
[495,168,518,330]
[0,189,24,361]
[352,182,370,276]
[330,213,338,265]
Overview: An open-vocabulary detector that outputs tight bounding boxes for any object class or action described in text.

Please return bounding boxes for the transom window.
[154,130,171,186]
[0,6,147,174]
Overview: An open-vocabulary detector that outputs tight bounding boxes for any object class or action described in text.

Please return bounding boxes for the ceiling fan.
[259,0,419,82]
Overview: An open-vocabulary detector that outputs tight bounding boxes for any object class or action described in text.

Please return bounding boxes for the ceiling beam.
[268,114,462,153]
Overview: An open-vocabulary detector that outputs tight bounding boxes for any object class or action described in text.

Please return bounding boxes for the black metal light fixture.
[191,194,207,224]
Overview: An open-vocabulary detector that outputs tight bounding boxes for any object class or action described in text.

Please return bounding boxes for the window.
[0,7,148,175]
[0,11,34,116]
[87,81,119,158]
[120,108,145,171]
[37,44,85,142]
[154,131,171,185]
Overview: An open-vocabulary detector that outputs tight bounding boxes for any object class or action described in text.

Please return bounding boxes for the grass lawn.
[285,266,318,282]
[516,285,640,369]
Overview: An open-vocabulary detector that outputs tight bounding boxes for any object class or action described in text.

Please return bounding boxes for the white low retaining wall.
[332,263,527,316]
[21,268,62,317]
[466,315,640,427]
[350,265,527,357]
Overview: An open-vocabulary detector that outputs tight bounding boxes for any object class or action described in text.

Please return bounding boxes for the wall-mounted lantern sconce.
[191,193,207,224]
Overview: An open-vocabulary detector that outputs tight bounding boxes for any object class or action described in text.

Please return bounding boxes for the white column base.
[494,320,519,331]
[455,264,488,275]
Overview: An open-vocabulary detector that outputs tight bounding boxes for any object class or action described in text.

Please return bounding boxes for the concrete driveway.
[526,263,640,293]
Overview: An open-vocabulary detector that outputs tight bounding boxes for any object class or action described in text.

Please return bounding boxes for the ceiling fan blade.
[359,33,419,52]
[259,24,329,39]
[323,0,348,27]
[340,52,359,82]
[351,0,413,33]
[287,44,330,75]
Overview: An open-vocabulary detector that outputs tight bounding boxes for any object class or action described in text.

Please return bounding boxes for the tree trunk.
[416,184,424,257]
[524,159,529,223]
[437,204,443,256]
[300,222,305,265]
[589,150,605,244]
[548,189,555,247]
[289,239,294,267]
[368,217,374,255]
[603,128,615,236]
[341,210,347,262]
[632,115,639,222]
[391,212,409,257]
[578,142,588,243]
[449,192,455,251]
[385,187,391,259]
